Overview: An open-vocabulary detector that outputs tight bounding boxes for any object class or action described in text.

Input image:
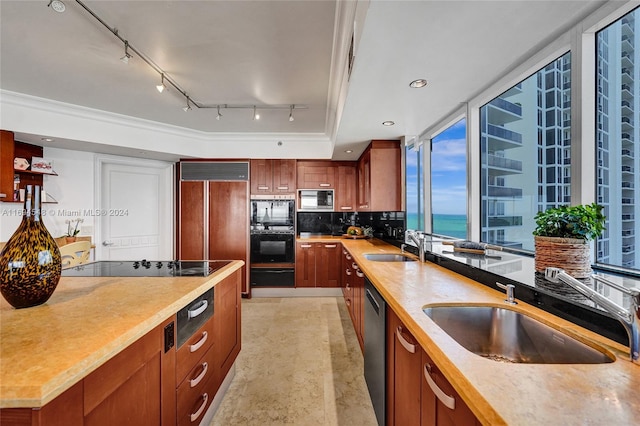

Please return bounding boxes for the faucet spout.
[545,267,639,364]
[406,231,426,262]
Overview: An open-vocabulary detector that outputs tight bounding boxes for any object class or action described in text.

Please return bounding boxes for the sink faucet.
[406,231,425,262]
[545,267,639,364]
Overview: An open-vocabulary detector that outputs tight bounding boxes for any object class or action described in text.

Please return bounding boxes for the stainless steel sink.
[363,253,417,262]
[423,305,615,364]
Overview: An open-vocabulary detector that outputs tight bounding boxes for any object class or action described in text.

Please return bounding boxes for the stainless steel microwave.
[298,189,334,211]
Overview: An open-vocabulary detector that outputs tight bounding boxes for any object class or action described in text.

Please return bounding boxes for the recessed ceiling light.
[48,0,66,13]
[345,150,353,154]
[409,79,428,88]
[41,138,54,142]
[382,121,395,126]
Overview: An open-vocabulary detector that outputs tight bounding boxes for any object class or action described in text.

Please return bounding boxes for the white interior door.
[96,156,174,260]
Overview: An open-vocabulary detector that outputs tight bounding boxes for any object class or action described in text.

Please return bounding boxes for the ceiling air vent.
[180,161,249,181]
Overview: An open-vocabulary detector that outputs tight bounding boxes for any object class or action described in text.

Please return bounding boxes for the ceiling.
[0,0,607,161]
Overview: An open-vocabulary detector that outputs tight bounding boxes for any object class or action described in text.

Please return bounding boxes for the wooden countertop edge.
[0,260,244,409]
[335,238,635,426]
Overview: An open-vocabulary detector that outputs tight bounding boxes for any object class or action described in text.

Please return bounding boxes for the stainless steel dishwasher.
[364,277,386,426]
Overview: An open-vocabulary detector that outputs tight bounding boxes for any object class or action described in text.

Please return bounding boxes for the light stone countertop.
[302,236,640,425]
[0,260,244,409]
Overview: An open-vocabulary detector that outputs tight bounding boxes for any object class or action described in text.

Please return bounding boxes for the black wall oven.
[250,196,295,288]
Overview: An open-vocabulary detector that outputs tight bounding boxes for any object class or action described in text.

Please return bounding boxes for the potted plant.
[64,218,84,244]
[532,203,605,278]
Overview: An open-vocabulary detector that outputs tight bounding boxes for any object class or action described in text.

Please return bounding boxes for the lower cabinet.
[0,272,242,426]
[341,248,364,352]
[387,308,480,426]
[295,242,341,287]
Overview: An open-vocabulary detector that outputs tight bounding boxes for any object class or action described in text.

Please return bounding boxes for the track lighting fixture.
[120,40,132,64]
[156,73,166,93]
[54,1,306,119]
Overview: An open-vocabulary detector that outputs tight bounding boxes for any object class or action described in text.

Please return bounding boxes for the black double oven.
[249,195,295,287]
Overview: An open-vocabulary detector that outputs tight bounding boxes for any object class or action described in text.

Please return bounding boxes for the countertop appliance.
[364,277,387,426]
[61,260,232,277]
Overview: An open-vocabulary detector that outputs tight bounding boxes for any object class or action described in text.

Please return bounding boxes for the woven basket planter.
[534,236,592,278]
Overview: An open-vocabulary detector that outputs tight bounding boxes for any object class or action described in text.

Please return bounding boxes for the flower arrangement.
[64,218,84,238]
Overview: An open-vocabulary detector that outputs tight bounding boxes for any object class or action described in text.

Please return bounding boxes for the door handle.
[102,240,114,246]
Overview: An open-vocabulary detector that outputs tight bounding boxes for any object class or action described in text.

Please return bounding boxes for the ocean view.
[407,213,467,239]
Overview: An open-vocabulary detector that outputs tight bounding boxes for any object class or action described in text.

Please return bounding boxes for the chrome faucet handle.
[496,282,517,305]
[401,243,407,253]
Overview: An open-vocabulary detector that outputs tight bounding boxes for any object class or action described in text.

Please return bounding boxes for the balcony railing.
[622,245,635,254]
[485,124,523,145]
[622,165,634,173]
[622,197,634,205]
[489,98,522,116]
[485,154,523,172]
[621,83,634,92]
[622,149,634,158]
[487,185,523,198]
[622,181,635,189]
[487,216,523,227]
[622,214,635,221]
[622,229,635,237]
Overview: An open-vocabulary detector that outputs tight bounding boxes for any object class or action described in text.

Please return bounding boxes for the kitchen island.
[314,236,640,425]
[0,260,243,425]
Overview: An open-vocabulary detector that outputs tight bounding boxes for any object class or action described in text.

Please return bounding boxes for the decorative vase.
[65,236,77,244]
[0,185,62,309]
[534,235,591,279]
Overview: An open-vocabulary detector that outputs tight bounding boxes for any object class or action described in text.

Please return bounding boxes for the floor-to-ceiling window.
[480,52,572,251]
[430,118,467,239]
[405,140,424,231]
[596,6,640,270]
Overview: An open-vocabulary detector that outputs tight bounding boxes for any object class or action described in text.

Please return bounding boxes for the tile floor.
[209,297,378,425]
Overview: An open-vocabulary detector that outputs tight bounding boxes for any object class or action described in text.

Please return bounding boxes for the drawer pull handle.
[319,183,331,187]
[352,262,358,270]
[396,326,416,353]
[424,364,455,410]
[346,269,352,276]
[345,299,351,307]
[340,206,353,210]
[276,186,288,190]
[188,300,208,319]
[190,393,209,422]
[356,270,364,278]
[346,254,352,260]
[324,244,337,248]
[300,244,312,248]
[190,362,209,388]
[189,331,208,353]
[257,185,269,190]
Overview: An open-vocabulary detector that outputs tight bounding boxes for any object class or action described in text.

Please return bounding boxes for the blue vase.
[0,185,61,308]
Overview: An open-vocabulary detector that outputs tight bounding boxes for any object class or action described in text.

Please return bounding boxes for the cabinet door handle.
[190,393,209,422]
[340,206,353,210]
[345,269,352,276]
[257,185,269,190]
[346,254,352,260]
[276,186,288,190]
[300,244,312,248]
[189,331,208,353]
[319,183,331,187]
[396,326,416,354]
[188,300,208,319]
[356,270,364,278]
[424,363,456,410]
[190,362,209,388]
[324,244,337,248]
[352,262,359,270]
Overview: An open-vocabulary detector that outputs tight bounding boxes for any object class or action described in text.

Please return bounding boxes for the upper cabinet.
[357,140,401,211]
[1,130,57,203]
[336,163,357,212]
[250,159,296,195]
[297,160,336,189]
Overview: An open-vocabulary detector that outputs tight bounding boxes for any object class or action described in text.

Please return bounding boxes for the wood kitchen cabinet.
[341,247,364,352]
[213,268,242,388]
[357,140,401,211]
[250,159,296,195]
[296,160,336,189]
[335,163,357,211]
[386,308,479,426]
[295,241,341,287]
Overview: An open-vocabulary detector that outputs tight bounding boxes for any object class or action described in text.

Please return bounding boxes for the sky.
[430,118,467,215]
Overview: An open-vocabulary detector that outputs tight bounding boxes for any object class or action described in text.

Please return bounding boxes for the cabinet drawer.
[177,288,214,348]
[176,317,215,384]
[177,381,215,426]
[177,344,216,423]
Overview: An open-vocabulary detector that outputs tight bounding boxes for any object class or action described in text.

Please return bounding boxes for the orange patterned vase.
[0,185,61,308]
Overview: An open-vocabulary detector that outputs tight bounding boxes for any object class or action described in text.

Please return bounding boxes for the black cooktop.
[61,260,232,277]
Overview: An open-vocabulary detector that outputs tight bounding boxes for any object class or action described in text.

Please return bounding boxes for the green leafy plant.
[533,203,606,241]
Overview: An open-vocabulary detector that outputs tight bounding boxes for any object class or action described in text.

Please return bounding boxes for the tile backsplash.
[297,211,405,244]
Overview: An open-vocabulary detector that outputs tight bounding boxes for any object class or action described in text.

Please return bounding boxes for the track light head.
[216,105,222,120]
[156,73,166,93]
[183,98,191,112]
[120,41,132,64]
[253,106,260,120]
[289,105,295,122]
